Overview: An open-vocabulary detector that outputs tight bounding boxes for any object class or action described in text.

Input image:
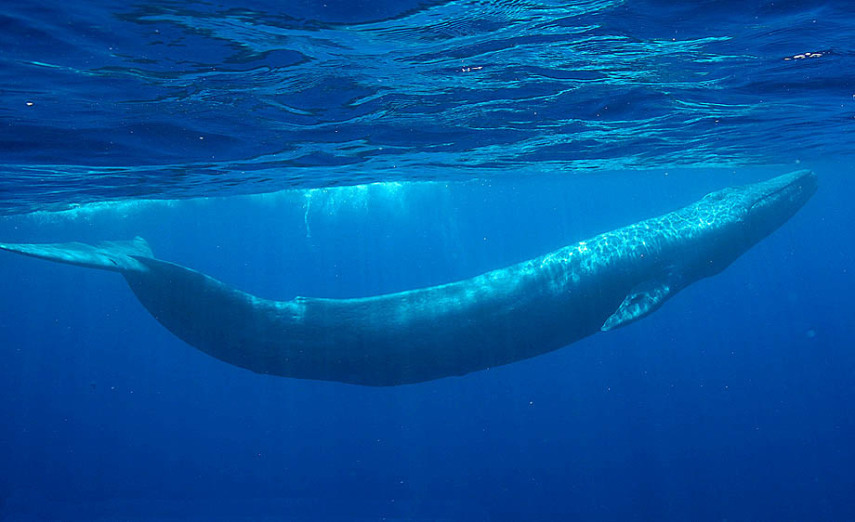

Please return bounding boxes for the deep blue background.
[1,0,855,519]
[1,162,853,520]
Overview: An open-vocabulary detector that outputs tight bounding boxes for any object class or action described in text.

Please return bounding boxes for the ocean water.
[0,0,853,520]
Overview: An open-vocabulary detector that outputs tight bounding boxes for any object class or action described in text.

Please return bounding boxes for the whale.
[0,170,816,385]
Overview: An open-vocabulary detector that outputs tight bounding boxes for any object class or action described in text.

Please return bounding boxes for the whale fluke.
[0,236,152,272]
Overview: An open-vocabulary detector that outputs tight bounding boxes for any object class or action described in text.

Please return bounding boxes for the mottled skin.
[0,171,816,385]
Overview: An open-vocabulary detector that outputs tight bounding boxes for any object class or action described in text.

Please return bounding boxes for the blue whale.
[0,170,816,385]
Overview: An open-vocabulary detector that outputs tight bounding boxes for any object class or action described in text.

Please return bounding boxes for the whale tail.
[0,236,153,272]
[1,236,274,376]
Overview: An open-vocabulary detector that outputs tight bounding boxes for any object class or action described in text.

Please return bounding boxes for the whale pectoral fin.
[0,237,153,273]
[601,279,675,332]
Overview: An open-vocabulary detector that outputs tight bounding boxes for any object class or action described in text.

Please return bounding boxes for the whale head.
[699,169,817,246]
[669,169,817,277]
[601,170,817,332]
[739,169,818,245]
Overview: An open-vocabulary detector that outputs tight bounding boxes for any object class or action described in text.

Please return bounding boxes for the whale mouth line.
[748,170,816,215]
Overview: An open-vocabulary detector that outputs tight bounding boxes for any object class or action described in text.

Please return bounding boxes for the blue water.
[2,0,855,213]
[1,0,854,520]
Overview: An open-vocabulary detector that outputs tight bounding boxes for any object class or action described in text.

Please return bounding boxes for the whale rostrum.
[0,170,817,385]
